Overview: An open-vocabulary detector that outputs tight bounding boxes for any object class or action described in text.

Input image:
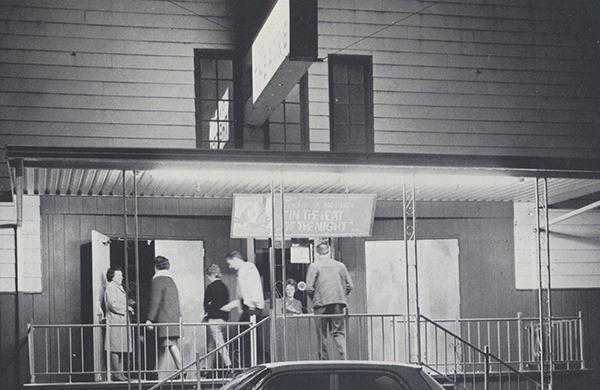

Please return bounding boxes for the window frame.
[328,54,374,153]
[193,49,241,149]
[263,73,310,151]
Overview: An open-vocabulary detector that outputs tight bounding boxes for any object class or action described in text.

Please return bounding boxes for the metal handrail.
[148,316,269,390]
[420,315,541,389]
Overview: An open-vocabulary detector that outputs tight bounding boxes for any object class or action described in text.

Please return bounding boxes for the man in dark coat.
[146,255,183,374]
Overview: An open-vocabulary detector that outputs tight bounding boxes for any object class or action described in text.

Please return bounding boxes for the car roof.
[257,360,424,373]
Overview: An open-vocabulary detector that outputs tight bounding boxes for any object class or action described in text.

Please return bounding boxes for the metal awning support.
[403,179,420,364]
[549,199,600,226]
[535,178,553,390]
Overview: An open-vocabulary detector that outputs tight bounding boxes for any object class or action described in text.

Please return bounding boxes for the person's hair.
[155,255,170,270]
[285,278,297,289]
[226,251,246,262]
[106,266,122,282]
[316,243,330,255]
[205,264,222,278]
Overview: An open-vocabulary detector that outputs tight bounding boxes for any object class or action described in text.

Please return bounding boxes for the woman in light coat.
[104,267,133,381]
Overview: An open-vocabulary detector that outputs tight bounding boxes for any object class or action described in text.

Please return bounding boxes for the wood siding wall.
[2,196,598,387]
[0,0,235,149]
[309,0,600,156]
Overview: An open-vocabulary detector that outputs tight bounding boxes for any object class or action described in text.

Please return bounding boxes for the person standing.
[104,267,133,381]
[146,256,184,376]
[306,242,354,360]
[223,251,266,365]
[203,264,233,373]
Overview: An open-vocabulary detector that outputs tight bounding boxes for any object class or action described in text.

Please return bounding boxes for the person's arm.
[146,278,161,323]
[344,266,354,295]
[220,299,242,312]
[305,264,317,299]
[105,284,127,315]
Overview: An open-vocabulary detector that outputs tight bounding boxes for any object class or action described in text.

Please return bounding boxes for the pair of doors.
[91,231,205,380]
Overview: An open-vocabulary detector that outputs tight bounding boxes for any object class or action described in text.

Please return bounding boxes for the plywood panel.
[515,203,600,289]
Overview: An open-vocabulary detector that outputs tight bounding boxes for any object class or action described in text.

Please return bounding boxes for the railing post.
[578,311,585,369]
[105,321,111,381]
[28,322,35,383]
[179,316,184,365]
[250,315,257,367]
[484,345,490,390]
[344,307,349,360]
[196,352,202,389]
[517,312,523,371]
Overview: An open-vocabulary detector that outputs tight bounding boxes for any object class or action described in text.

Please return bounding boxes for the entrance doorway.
[90,234,204,380]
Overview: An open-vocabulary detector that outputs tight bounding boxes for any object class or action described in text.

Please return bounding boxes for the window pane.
[217,100,233,121]
[218,59,233,79]
[270,105,285,122]
[333,104,349,125]
[269,123,285,143]
[349,125,365,144]
[286,124,301,143]
[349,85,364,104]
[201,100,219,121]
[285,103,300,123]
[349,105,365,125]
[334,125,350,144]
[218,80,234,100]
[332,63,348,84]
[333,85,349,104]
[287,84,300,102]
[262,373,330,390]
[338,372,407,390]
[200,59,217,79]
[348,64,364,84]
[200,80,217,99]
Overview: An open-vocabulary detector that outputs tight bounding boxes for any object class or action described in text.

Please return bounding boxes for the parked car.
[220,361,445,390]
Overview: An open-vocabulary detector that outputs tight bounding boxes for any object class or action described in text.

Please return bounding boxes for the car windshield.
[221,366,268,390]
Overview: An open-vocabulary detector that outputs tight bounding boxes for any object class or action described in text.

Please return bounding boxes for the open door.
[91,230,111,381]
[365,239,460,365]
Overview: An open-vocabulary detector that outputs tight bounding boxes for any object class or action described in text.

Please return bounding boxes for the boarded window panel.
[0,196,42,293]
[514,203,600,289]
[0,203,16,293]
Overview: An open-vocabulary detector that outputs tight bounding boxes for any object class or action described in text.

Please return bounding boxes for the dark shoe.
[224,366,236,379]
[200,370,212,379]
[173,371,187,380]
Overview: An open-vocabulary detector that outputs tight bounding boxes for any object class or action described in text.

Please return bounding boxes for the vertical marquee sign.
[231,194,377,238]
[244,0,318,126]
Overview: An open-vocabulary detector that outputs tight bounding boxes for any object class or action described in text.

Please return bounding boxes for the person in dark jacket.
[146,256,183,374]
[203,264,233,371]
[306,243,354,360]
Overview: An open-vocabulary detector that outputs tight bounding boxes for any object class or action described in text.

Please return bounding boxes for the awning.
[6,146,600,204]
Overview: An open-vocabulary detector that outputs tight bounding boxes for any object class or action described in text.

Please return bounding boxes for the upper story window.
[328,55,373,152]
[194,50,236,149]
[265,74,309,151]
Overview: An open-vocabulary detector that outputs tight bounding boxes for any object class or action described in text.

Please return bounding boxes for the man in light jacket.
[306,242,354,360]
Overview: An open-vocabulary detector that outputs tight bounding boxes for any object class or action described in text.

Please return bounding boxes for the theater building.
[0,1,599,389]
